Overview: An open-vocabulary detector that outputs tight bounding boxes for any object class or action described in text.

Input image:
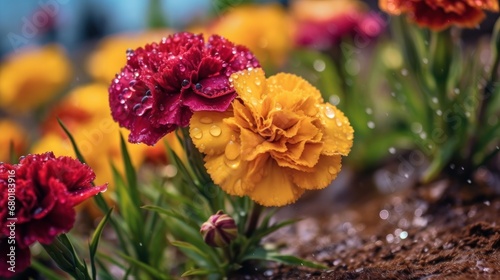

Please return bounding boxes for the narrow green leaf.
[170,240,210,260]
[57,118,86,163]
[119,133,140,207]
[89,208,113,280]
[43,234,91,280]
[31,259,65,280]
[117,252,170,280]
[266,255,328,270]
[142,205,200,229]
[181,268,215,277]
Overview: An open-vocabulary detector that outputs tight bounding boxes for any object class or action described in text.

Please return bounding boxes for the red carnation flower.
[109,32,260,145]
[0,152,106,278]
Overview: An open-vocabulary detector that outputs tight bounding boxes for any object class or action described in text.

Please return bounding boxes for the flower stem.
[245,203,264,237]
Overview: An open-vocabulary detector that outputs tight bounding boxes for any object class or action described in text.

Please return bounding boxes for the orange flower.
[0,44,71,113]
[0,120,27,162]
[86,29,173,83]
[380,0,499,30]
[190,69,353,206]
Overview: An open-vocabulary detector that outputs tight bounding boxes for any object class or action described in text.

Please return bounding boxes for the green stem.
[245,203,263,237]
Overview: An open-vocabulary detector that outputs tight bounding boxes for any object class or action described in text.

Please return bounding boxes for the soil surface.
[235,172,500,279]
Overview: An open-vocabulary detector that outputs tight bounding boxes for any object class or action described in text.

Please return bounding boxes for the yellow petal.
[190,110,236,156]
[204,154,250,196]
[231,68,267,106]
[267,73,323,103]
[247,160,304,207]
[290,154,342,190]
[318,103,354,156]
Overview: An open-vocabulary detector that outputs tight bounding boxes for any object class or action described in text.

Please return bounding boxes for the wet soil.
[237,173,500,279]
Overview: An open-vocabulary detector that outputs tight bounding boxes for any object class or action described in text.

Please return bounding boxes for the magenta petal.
[21,202,75,247]
[109,32,261,145]
[184,90,236,112]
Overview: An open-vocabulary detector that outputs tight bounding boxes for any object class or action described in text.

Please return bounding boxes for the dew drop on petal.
[209,125,222,137]
[328,166,337,175]
[182,79,189,87]
[324,106,336,119]
[224,141,241,161]
[192,127,203,139]
[275,103,282,111]
[200,116,213,124]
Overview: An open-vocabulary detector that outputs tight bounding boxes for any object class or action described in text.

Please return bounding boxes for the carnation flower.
[291,0,384,49]
[0,44,72,113]
[109,32,260,145]
[380,0,499,31]
[190,69,353,207]
[0,153,106,277]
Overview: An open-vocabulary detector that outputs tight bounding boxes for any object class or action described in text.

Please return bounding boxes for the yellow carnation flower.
[203,4,293,70]
[0,120,27,162]
[86,29,174,83]
[0,44,72,113]
[190,69,353,207]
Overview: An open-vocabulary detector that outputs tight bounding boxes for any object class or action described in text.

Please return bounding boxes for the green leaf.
[253,219,300,241]
[31,259,65,280]
[170,241,210,260]
[117,252,170,280]
[89,208,113,280]
[57,118,86,163]
[43,234,91,280]
[119,133,140,207]
[142,205,200,229]
[181,268,215,277]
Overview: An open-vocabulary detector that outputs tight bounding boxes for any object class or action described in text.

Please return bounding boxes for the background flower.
[197,4,293,70]
[0,153,106,277]
[109,32,260,145]
[190,68,353,207]
[0,44,72,113]
[291,0,384,49]
[0,120,27,163]
[86,29,174,83]
[380,0,499,30]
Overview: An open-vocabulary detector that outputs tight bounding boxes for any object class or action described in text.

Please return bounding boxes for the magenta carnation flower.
[109,32,260,145]
[0,153,106,277]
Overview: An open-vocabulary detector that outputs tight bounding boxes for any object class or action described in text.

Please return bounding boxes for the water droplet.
[365,108,373,115]
[141,96,151,103]
[432,97,438,104]
[179,64,185,72]
[209,125,222,137]
[324,106,335,119]
[133,104,141,112]
[399,231,408,239]
[233,74,239,80]
[389,147,396,154]
[328,166,337,175]
[225,141,241,161]
[367,121,375,129]
[454,88,460,95]
[195,83,202,90]
[422,58,428,64]
[275,103,282,111]
[336,118,343,127]
[401,68,408,76]
[182,79,189,87]
[129,80,137,87]
[33,207,43,215]
[329,95,340,106]
[192,128,203,139]
[255,79,261,86]
[200,116,213,124]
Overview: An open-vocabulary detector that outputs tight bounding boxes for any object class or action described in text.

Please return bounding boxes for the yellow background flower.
[0,44,72,113]
[0,120,28,163]
[195,4,293,70]
[86,29,174,83]
[190,69,353,207]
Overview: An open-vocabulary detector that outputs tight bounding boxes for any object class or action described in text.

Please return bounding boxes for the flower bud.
[200,210,238,247]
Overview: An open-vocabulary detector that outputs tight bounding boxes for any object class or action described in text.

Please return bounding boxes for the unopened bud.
[200,210,238,247]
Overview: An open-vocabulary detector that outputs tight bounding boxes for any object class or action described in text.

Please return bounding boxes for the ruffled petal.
[247,160,304,206]
[190,110,236,156]
[318,103,354,156]
[290,154,342,190]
